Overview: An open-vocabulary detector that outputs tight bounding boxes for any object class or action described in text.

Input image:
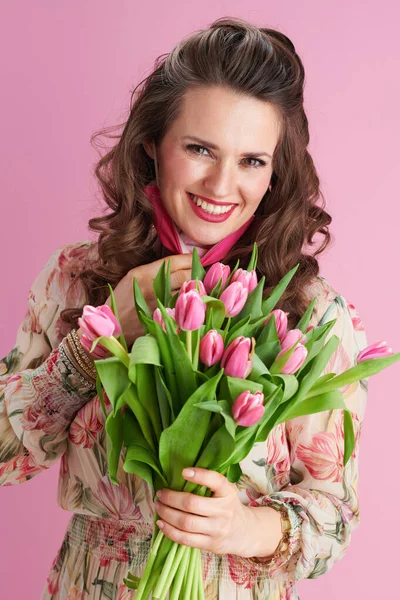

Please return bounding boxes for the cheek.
[163,153,199,185]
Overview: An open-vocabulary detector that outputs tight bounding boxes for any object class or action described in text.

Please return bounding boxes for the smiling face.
[143,85,281,246]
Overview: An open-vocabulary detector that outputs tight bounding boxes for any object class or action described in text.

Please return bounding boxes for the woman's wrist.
[245,505,284,559]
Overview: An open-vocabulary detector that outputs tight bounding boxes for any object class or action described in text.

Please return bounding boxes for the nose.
[202,159,236,199]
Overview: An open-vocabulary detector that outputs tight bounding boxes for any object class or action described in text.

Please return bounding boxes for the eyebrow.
[182,135,272,160]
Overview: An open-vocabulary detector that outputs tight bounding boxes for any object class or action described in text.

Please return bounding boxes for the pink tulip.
[204,263,231,294]
[357,341,393,363]
[175,290,206,331]
[221,336,253,379]
[153,307,177,333]
[280,328,307,352]
[78,305,121,340]
[230,268,258,294]
[278,344,308,374]
[232,390,265,427]
[80,333,110,359]
[199,330,225,366]
[78,304,122,357]
[220,282,249,317]
[180,279,206,296]
[263,309,289,341]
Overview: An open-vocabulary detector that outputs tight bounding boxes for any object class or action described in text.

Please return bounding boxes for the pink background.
[0,2,399,599]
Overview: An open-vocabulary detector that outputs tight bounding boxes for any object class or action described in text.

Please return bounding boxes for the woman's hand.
[104,253,193,347]
[154,468,283,558]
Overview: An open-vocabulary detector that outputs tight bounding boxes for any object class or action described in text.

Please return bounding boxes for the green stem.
[94,336,130,368]
[186,330,193,364]
[170,546,190,600]
[152,542,179,599]
[134,530,164,600]
[183,547,198,600]
[197,548,204,600]
[153,543,188,600]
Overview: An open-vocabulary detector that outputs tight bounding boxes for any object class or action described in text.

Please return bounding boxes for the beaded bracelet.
[67,330,98,381]
[58,340,97,388]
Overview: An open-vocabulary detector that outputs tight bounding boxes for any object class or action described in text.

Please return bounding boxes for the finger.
[156,519,212,551]
[170,268,193,290]
[182,468,235,499]
[156,488,222,517]
[154,500,216,536]
[166,254,193,272]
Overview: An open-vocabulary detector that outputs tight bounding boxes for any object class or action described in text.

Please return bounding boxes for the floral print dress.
[0,241,369,600]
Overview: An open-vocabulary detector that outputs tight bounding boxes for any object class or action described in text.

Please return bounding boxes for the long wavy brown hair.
[61,16,332,332]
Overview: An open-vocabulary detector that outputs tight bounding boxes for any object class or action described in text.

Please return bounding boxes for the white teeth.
[189,194,233,215]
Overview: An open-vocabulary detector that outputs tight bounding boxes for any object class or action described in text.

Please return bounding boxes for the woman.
[0,16,368,600]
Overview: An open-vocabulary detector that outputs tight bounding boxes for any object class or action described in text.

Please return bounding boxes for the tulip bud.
[232,390,265,427]
[181,279,206,296]
[357,341,393,363]
[220,282,249,317]
[280,328,307,352]
[263,309,289,341]
[204,263,231,294]
[278,344,308,374]
[199,330,224,366]
[78,305,121,339]
[78,304,122,357]
[221,336,253,379]
[175,290,206,331]
[153,307,177,333]
[230,268,258,294]
[80,332,110,359]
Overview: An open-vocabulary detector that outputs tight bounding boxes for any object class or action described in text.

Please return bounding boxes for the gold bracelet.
[69,329,98,370]
[69,329,98,371]
[66,332,97,383]
[65,335,97,384]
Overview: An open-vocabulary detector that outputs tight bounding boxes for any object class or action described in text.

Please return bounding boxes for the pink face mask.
[143,182,254,267]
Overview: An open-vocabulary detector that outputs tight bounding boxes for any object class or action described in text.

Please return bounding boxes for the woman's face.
[143,85,281,246]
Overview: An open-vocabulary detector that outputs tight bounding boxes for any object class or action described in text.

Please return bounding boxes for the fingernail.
[182,468,195,478]
[156,520,164,529]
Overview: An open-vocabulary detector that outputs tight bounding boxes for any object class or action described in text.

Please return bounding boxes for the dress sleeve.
[0,245,97,486]
[234,285,369,582]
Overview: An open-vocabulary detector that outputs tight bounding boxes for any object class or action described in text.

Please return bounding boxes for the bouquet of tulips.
[79,244,400,600]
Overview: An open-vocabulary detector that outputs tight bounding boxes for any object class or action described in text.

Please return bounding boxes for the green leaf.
[105,408,124,485]
[152,259,168,305]
[106,283,128,352]
[295,335,341,401]
[343,409,355,466]
[154,365,173,428]
[203,297,226,330]
[247,242,258,272]
[270,374,299,402]
[225,315,251,346]
[276,389,346,423]
[297,319,338,377]
[157,301,197,410]
[226,462,243,483]
[94,357,130,415]
[255,340,281,369]
[261,264,300,314]
[135,363,163,442]
[256,314,280,346]
[193,399,237,439]
[159,370,223,490]
[296,296,317,333]
[247,352,270,381]
[133,277,152,320]
[307,351,400,397]
[123,385,157,453]
[191,247,205,281]
[129,335,162,369]
[226,375,264,401]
